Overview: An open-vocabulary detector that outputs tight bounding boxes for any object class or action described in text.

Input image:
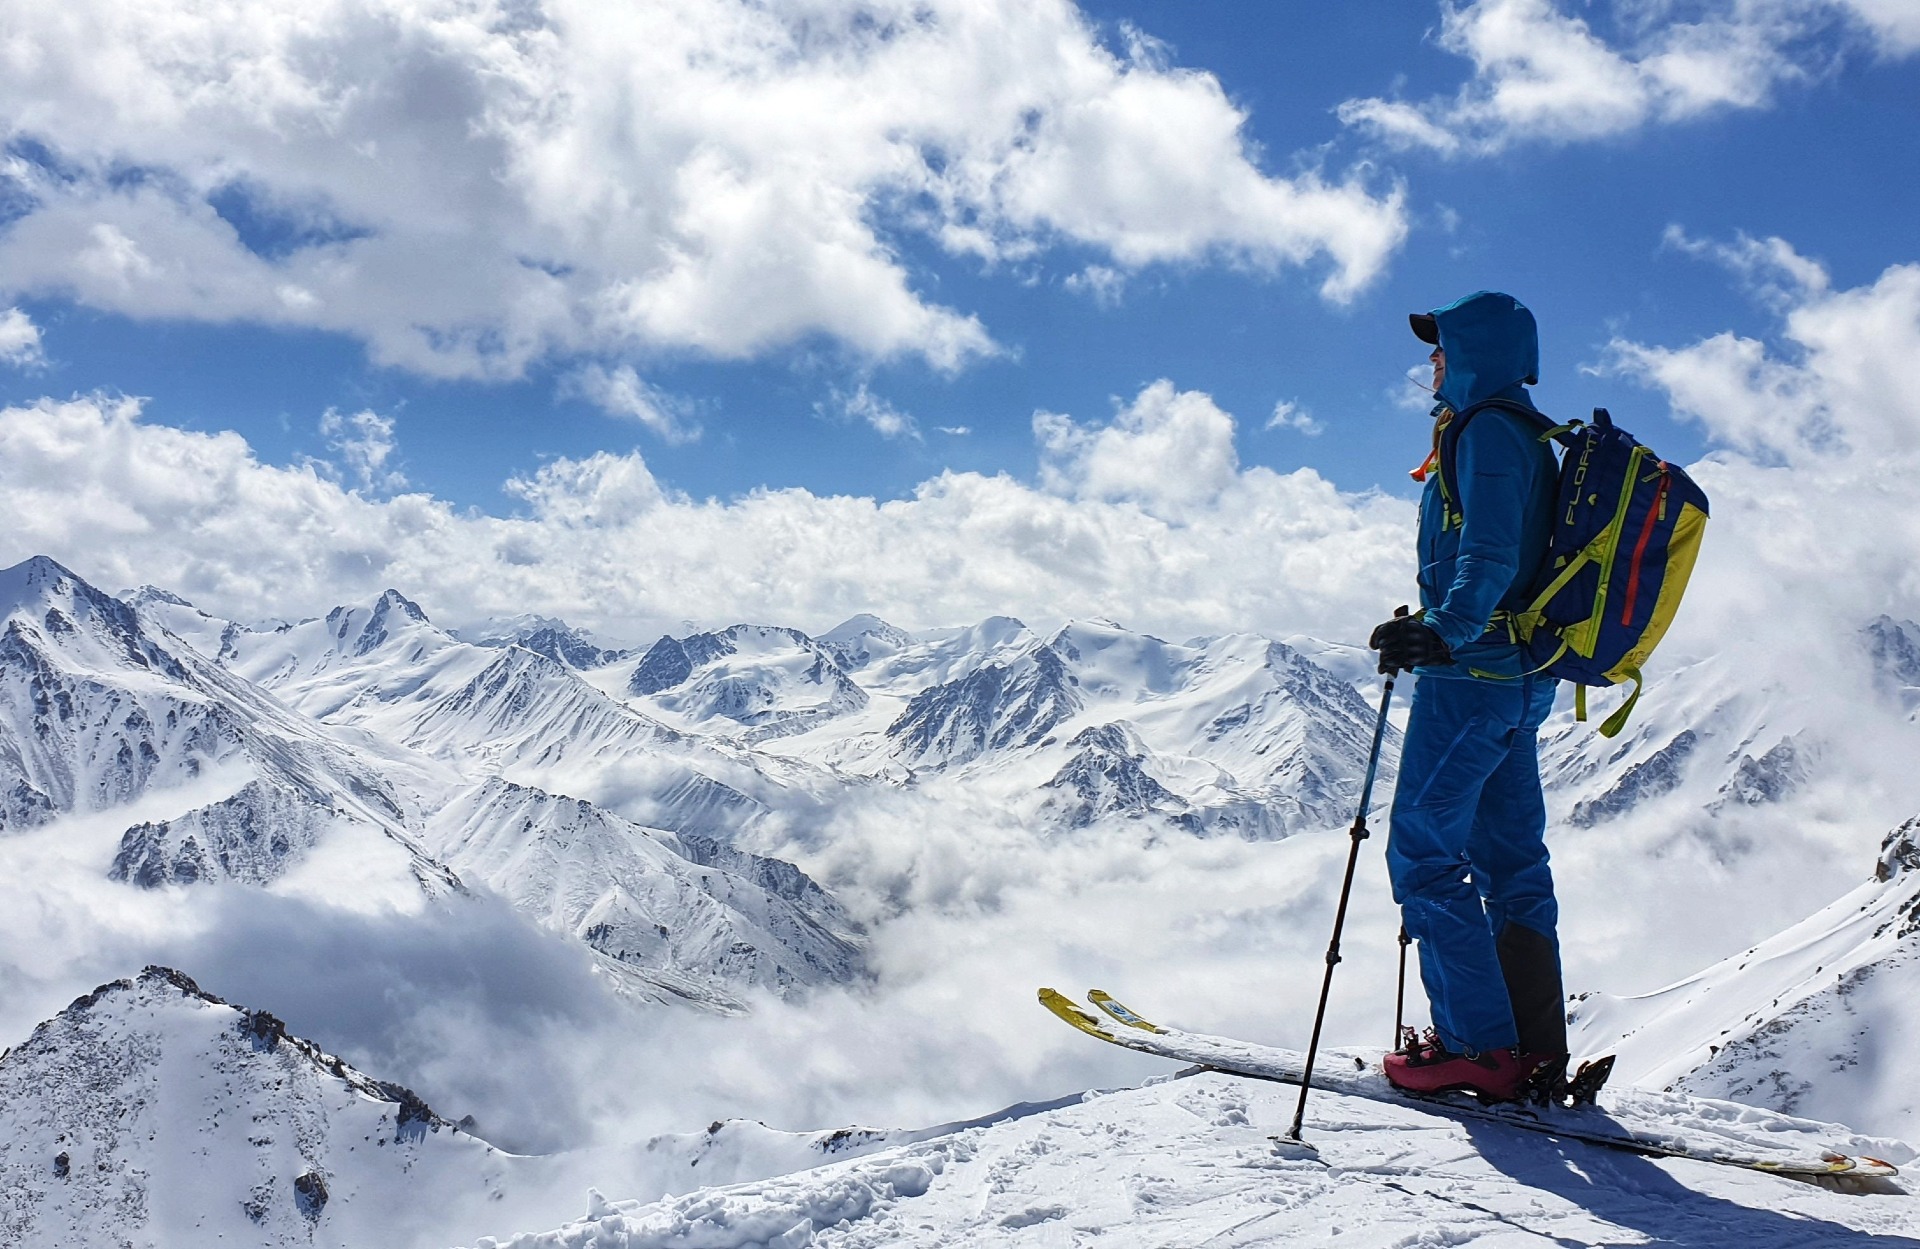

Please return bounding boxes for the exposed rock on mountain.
[1043,723,1196,831]
[888,643,1081,770]
[109,778,456,894]
[463,615,630,670]
[1568,729,1698,828]
[1865,615,1920,715]
[627,625,868,741]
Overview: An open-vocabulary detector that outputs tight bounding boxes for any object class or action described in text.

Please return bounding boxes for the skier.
[1367,290,1567,1101]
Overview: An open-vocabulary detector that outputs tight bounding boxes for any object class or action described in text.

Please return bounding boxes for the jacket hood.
[1431,291,1539,413]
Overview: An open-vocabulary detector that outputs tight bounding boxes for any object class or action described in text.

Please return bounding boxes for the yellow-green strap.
[1574,684,1587,723]
[1597,669,1643,739]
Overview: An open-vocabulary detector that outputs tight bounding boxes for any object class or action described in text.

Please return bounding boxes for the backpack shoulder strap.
[1434,398,1578,525]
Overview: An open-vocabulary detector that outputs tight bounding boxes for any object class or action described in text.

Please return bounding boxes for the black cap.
[1409,312,1439,344]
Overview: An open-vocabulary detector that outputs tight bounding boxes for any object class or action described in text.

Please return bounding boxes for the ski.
[1039,988,1901,1184]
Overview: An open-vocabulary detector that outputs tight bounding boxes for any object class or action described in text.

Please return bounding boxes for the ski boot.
[1384,1037,1529,1101]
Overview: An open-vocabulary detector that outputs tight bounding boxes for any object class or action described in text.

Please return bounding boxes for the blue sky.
[1,0,1911,511]
[0,0,1916,641]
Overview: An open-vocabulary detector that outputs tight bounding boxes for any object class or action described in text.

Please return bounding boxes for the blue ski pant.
[1386,672,1559,1054]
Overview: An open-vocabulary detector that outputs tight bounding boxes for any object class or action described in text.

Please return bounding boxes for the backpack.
[1436,399,1710,737]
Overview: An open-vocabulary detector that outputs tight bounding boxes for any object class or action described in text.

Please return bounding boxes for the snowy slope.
[0,965,958,1249]
[427,778,865,1008]
[465,1069,1920,1249]
[1572,813,1920,1140]
[0,966,510,1249]
[225,590,684,773]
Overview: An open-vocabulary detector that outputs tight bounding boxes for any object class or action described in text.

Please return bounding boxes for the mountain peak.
[375,588,430,622]
[317,588,442,658]
[0,554,89,616]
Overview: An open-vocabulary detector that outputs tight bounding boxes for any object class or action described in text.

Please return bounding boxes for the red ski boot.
[1384,1040,1528,1101]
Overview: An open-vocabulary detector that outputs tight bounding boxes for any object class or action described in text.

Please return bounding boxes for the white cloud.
[1839,0,1920,53]
[1034,380,1243,516]
[0,307,45,369]
[1265,399,1325,437]
[0,0,1408,380]
[822,383,918,441]
[564,365,701,444]
[318,408,407,495]
[936,425,972,437]
[1661,225,1829,308]
[1607,251,1920,653]
[1339,0,1912,155]
[0,383,1412,650]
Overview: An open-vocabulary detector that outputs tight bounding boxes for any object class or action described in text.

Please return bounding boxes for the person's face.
[1430,344,1445,393]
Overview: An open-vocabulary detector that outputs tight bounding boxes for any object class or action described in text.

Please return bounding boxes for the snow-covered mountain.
[427,778,864,1008]
[1572,812,1920,1139]
[222,590,681,772]
[795,618,1397,838]
[2,558,385,829]
[1539,622,1920,832]
[624,623,869,742]
[0,967,505,1249]
[0,557,454,894]
[460,614,632,670]
[576,613,1393,839]
[14,556,1920,1247]
[101,567,866,1003]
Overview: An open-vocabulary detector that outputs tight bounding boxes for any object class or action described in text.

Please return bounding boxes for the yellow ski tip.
[1038,987,1117,1039]
[1087,989,1166,1033]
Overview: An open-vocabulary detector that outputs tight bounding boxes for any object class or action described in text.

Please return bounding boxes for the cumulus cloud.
[564,364,701,444]
[0,0,1407,382]
[1034,380,1245,515]
[0,382,1413,648]
[0,307,44,369]
[1339,0,1913,155]
[1607,245,1920,653]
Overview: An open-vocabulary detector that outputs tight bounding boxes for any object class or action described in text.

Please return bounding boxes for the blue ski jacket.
[1416,291,1557,680]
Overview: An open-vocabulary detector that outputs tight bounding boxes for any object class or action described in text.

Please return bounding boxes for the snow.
[1572,816,1920,1140]
[426,777,865,1007]
[466,1073,1920,1248]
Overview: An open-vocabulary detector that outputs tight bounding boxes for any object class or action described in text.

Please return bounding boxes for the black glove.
[1369,614,1454,674]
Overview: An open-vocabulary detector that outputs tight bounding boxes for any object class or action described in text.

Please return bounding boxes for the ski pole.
[1393,926,1413,1051]
[1284,610,1404,1143]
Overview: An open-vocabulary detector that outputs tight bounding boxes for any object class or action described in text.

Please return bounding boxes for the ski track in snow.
[470,1075,1920,1249]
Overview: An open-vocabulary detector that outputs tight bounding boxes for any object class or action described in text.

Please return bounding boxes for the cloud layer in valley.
[0,0,1406,387]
